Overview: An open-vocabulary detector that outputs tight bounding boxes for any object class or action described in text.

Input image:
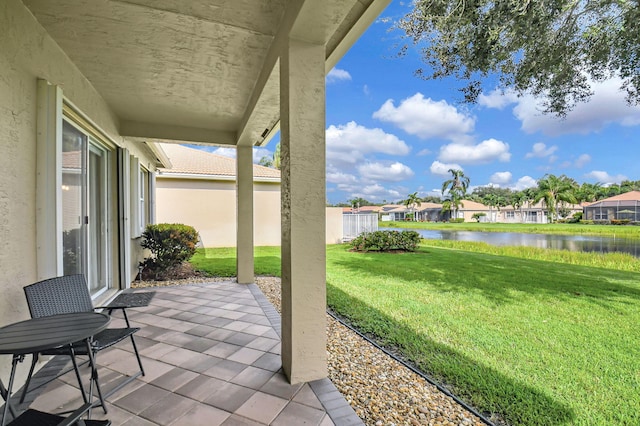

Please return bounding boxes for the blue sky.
[199,0,640,205]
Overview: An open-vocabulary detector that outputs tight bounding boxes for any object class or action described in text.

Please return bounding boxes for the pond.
[381,228,640,258]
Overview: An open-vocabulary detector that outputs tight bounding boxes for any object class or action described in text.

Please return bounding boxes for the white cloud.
[372,93,475,142]
[326,68,352,84]
[363,85,371,97]
[513,176,538,190]
[206,146,273,165]
[430,160,463,177]
[212,147,236,158]
[253,147,272,163]
[439,138,511,164]
[478,89,519,110]
[326,122,410,169]
[417,148,431,156]
[357,162,414,182]
[574,154,591,168]
[327,172,358,184]
[336,182,404,203]
[525,142,558,159]
[483,78,640,136]
[584,170,628,184]
[490,171,512,185]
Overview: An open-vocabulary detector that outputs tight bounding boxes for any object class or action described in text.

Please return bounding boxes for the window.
[506,211,515,219]
[595,212,608,220]
[139,168,148,232]
[130,157,150,237]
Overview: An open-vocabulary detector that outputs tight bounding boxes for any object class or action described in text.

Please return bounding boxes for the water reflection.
[382,228,640,258]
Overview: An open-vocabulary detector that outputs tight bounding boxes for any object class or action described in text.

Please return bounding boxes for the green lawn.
[385,220,640,239]
[191,244,640,426]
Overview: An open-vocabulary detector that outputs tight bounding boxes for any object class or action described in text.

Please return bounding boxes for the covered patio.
[1,0,392,391]
[6,283,359,425]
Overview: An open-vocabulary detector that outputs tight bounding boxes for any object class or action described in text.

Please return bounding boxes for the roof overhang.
[24,0,391,149]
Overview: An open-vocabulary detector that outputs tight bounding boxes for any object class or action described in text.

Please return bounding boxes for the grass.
[386,220,640,239]
[191,244,640,425]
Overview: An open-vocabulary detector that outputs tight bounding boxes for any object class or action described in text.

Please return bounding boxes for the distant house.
[416,202,446,222]
[493,201,583,223]
[156,144,344,247]
[452,200,491,222]
[583,191,640,222]
[342,205,382,215]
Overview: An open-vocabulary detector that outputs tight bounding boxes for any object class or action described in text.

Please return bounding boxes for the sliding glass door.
[62,120,110,296]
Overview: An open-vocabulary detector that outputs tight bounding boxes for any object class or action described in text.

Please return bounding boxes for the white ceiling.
[24,0,390,147]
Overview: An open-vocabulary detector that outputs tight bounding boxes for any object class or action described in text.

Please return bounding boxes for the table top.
[0,312,110,355]
[105,291,155,309]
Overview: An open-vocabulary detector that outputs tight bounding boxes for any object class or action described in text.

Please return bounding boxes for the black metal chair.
[20,275,145,412]
[7,406,110,426]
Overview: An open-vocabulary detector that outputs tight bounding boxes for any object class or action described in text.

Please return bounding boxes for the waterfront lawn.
[386,220,640,239]
[191,245,640,426]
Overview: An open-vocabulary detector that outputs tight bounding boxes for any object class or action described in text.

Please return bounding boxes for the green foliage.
[471,212,486,222]
[350,230,421,252]
[140,223,199,279]
[449,218,465,223]
[611,219,632,225]
[397,0,640,116]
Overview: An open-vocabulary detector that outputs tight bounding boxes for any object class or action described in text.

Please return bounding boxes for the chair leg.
[85,344,107,416]
[68,348,88,405]
[18,353,39,403]
[129,335,145,377]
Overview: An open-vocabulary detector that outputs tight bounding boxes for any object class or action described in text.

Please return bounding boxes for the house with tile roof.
[583,190,640,222]
[156,144,343,247]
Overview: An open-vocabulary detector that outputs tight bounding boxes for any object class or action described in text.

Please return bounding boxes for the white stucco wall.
[156,177,344,247]
[0,0,159,378]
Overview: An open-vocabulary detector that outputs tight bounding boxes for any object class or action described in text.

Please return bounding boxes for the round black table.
[0,312,110,426]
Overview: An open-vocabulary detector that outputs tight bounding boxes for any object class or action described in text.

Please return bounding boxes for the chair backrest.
[24,274,94,318]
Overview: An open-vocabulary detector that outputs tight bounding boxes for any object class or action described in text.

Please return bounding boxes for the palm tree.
[511,191,528,223]
[483,193,506,222]
[534,174,578,223]
[576,182,603,203]
[441,169,470,220]
[404,192,422,221]
[442,169,470,195]
[272,142,281,169]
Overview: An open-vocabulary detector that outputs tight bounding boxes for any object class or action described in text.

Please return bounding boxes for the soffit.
[24,0,389,147]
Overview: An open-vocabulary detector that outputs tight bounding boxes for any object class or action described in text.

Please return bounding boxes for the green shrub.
[580,220,594,225]
[350,230,421,252]
[449,218,465,223]
[140,223,199,279]
[611,219,631,225]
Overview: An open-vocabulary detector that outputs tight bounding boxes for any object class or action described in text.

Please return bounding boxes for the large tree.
[534,174,578,222]
[442,169,470,219]
[404,192,422,221]
[398,1,640,116]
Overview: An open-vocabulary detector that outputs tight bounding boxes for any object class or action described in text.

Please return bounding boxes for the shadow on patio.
[10,282,360,425]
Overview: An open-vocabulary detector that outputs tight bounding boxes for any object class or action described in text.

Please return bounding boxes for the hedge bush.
[350,230,421,252]
[449,218,465,223]
[140,223,199,279]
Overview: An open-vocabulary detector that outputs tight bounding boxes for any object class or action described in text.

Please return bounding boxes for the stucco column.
[236,145,254,284]
[280,38,327,384]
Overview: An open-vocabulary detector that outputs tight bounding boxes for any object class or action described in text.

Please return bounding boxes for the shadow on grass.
[330,247,640,308]
[327,283,575,426]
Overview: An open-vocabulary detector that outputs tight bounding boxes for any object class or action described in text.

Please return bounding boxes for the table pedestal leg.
[1,355,20,426]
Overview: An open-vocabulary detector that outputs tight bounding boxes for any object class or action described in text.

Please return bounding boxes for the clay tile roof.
[600,190,640,202]
[157,143,280,180]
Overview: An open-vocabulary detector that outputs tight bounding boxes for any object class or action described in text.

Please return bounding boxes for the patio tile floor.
[5,282,362,425]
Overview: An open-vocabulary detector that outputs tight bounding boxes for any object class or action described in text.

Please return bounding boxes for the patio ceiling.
[23,0,389,147]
